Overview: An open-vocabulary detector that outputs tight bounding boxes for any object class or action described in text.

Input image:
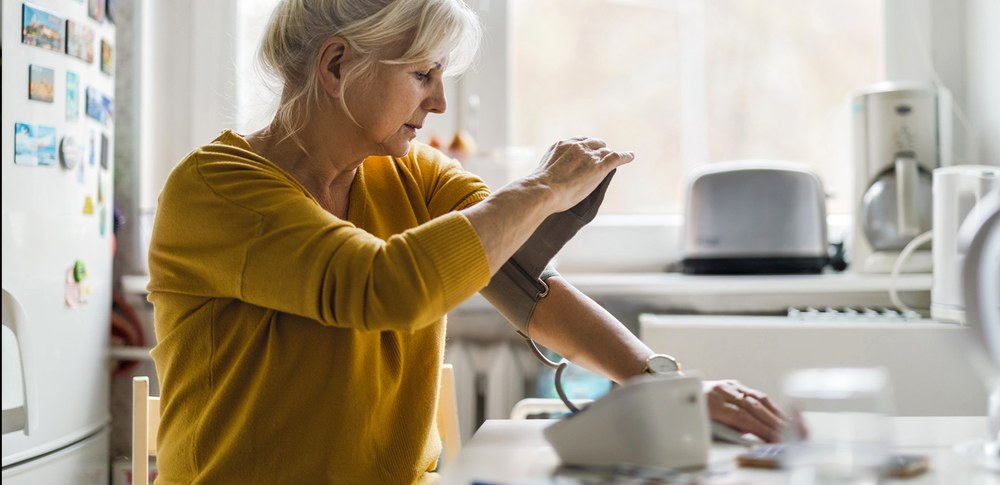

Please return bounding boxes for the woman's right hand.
[463,136,634,274]
[528,137,635,213]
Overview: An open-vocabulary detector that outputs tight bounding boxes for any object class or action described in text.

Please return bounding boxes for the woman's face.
[345,57,447,158]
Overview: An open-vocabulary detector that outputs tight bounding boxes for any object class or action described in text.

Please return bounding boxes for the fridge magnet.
[97,175,104,203]
[74,260,88,283]
[21,4,65,52]
[100,39,113,75]
[59,135,82,170]
[89,130,97,166]
[65,269,81,307]
[88,0,104,22]
[100,206,108,236]
[83,195,95,215]
[106,0,117,23]
[65,20,95,63]
[102,93,115,123]
[100,132,109,170]
[66,71,80,120]
[65,260,91,308]
[77,157,86,184]
[85,87,114,124]
[28,64,55,102]
[14,123,57,166]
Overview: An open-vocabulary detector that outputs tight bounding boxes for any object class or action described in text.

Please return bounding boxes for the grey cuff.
[479,170,616,335]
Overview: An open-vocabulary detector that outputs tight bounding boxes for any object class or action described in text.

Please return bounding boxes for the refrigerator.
[2,0,114,483]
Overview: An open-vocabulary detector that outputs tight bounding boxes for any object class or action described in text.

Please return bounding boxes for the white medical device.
[543,374,711,472]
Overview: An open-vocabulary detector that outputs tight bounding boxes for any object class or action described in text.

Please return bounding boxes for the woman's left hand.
[703,379,785,443]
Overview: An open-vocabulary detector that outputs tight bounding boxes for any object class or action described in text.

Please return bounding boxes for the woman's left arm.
[528,276,785,443]
[526,276,650,382]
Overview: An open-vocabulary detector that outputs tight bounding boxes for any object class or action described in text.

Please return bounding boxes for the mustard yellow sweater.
[147,131,491,484]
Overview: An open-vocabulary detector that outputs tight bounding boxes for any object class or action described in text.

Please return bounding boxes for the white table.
[440,417,999,485]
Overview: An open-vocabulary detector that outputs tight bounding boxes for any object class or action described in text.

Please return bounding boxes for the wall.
[140,0,239,210]
[965,0,1000,166]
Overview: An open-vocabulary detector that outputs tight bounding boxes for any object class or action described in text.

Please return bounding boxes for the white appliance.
[2,0,114,482]
[931,166,1000,323]
[544,374,710,471]
[639,313,986,417]
[680,161,829,275]
[850,82,951,273]
[958,188,1000,468]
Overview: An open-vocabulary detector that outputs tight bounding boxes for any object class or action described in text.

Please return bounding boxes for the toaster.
[680,161,829,274]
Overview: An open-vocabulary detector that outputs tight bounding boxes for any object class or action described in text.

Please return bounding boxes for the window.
[230,0,884,216]
[506,0,883,214]
[235,0,282,135]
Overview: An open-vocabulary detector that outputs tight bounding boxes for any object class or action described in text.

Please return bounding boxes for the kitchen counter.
[124,271,933,321]
[454,271,931,314]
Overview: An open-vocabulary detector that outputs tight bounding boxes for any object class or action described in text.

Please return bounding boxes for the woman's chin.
[384,140,411,158]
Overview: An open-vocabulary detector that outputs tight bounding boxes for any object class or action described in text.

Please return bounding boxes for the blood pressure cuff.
[479,170,616,336]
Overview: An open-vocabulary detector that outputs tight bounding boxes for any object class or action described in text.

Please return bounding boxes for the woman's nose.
[424,80,447,114]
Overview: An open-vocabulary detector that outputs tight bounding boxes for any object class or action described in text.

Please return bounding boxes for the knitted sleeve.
[148,148,491,332]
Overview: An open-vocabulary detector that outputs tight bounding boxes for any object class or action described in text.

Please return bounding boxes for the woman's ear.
[317,36,351,98]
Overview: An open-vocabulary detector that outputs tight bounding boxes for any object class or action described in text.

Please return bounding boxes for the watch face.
[648,355,679,374]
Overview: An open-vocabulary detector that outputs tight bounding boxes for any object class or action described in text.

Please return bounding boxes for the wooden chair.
[132,365,463,481]
[132,376,159,485]
[436,363,462,465]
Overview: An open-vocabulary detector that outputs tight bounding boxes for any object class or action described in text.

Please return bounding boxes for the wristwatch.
[643,353,682,375]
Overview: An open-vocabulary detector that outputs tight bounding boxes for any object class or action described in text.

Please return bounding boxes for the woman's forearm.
[462,138,634,275]
[525,276,653,383]
[462,178,556,274]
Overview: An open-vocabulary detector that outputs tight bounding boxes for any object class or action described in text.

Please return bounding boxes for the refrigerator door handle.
[2,289,31,435]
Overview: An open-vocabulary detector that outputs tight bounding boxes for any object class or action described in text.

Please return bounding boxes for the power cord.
[888,230,933,313]
[521,336,583,414]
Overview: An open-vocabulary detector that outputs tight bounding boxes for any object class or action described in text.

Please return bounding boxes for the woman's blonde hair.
[258,0,481,141]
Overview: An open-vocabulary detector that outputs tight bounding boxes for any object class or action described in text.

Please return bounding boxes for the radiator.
[444,340,540,442]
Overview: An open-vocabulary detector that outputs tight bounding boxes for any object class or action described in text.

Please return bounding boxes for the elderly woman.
[148,0,782,483]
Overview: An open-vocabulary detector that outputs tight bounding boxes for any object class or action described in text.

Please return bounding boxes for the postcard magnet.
[28,65,55,102]
[107,0,117,23]
[66,72,81,120]
[100,206,108,236]
[86,88,113,125]
[66,20,95,63]
[14,123,57,166]
[88,0,104,22]
[89,130,96,166]
[100,39,113,75]
[100,133,109,169]
[22,4,65,52]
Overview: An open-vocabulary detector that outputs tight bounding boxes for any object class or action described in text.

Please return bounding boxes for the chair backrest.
[132,376,159,485]
[436,363,461,465]
[132,365,462,479]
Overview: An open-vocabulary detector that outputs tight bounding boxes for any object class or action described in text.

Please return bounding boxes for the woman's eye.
[414,71,431,82]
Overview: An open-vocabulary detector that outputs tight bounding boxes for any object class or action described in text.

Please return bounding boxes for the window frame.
[456,0,963,271]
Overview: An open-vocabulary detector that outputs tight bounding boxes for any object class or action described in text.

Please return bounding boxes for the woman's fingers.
[705,380,785,443]
[601,150,634,168]
[532,136,635,213]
